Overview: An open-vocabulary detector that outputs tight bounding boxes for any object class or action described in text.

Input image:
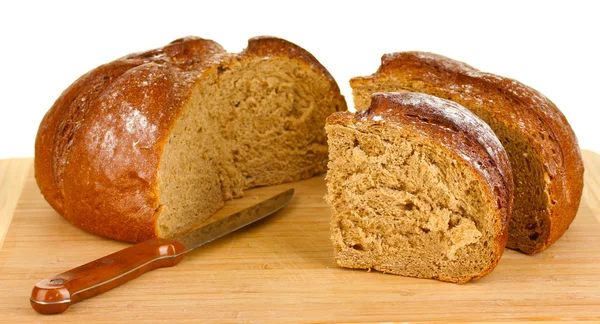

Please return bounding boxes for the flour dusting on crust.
[364,92,510,194]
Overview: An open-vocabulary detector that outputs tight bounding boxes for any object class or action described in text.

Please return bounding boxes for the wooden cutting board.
[1,151,599,323]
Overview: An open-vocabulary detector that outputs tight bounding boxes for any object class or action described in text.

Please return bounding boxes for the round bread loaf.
[325,92,513,283]
[350,52,584,254]
[35,36,346,242]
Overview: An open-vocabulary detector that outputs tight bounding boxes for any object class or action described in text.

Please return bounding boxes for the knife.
[30,188,294,314]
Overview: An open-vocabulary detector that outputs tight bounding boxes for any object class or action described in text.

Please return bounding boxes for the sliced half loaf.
[35,36,346,242]
[350,52,583,254]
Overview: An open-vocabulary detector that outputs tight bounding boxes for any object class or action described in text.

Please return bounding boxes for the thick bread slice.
[326,92,513,283]
[350,52,583,254]
[35,36,346,242]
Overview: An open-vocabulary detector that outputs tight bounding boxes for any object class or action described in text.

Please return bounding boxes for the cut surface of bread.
[35,36,346,242]
[350,52,583,254]
[325,92,513,283]
[158,51,340,238]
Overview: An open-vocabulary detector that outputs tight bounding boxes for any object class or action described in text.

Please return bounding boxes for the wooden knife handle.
[30,238,186,314]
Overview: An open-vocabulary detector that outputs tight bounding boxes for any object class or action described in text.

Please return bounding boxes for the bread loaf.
[35,36,346,242]
[350,52,583,254]
[326,92,513,283]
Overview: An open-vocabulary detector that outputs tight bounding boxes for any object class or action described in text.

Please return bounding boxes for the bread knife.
[30,188,294,314]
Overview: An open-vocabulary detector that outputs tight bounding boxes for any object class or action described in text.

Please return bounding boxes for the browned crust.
[351,52,584,254]
[239,36,345,111]
[35,36,345,242]
[327,92,514,282]
[241,36,340,93]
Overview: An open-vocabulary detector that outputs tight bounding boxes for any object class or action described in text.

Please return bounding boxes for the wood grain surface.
[0,158,31,250]
[0,151,599,323]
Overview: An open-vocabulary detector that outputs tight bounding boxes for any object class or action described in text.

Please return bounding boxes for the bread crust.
[35,36,344,242]
[351,52,584,253]
[327,92,513,282]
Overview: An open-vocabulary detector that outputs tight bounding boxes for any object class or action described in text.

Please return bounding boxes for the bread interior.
[352,81,549,254]
[157,57,340,238]
[325,122,500,283]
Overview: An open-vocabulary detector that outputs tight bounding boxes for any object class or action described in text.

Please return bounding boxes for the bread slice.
[325,92,513,283]
[350,52,583,254]
[35,36,346,242]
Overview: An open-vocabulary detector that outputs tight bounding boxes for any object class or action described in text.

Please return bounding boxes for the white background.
[0,0,598,159]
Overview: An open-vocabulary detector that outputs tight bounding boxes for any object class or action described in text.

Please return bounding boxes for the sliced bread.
[35,36,346,242]
[350,52,583,254]
[325,92,513,283]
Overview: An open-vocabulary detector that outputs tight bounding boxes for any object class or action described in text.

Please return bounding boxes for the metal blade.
[174,188,294,252]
